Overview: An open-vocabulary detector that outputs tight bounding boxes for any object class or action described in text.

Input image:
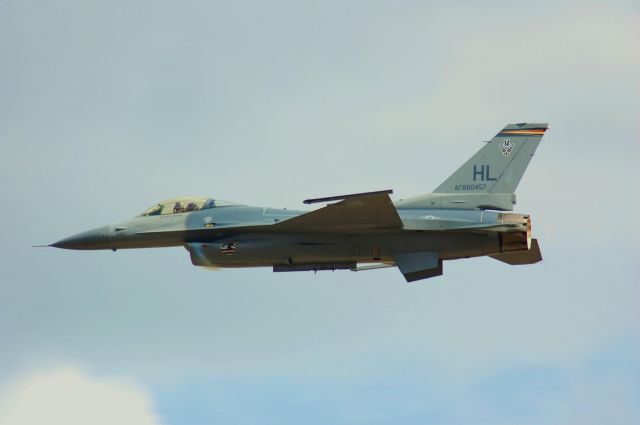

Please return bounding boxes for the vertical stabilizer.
[433,123,548,194]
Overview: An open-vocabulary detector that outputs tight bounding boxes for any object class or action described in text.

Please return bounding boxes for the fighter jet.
[50,123,547,282]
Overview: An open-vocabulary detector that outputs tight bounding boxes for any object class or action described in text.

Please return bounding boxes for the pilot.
[173,202,185,213]
[186,202,198,212]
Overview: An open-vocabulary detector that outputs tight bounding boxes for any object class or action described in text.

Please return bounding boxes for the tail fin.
[434,123,548,194]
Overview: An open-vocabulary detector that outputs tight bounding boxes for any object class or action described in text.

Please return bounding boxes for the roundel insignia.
[499,139,514,157]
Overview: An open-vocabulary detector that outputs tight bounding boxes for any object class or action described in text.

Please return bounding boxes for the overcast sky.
[1,0,639,424]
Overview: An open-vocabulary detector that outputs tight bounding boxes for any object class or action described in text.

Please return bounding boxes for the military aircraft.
[50,123,547,282]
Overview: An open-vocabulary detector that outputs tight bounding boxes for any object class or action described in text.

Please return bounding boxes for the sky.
[1,0,639,424]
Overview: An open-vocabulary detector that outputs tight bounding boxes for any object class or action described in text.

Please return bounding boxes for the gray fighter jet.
[50,123,547,282]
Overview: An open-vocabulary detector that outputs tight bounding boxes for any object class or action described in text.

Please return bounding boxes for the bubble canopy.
[139,197,240,217]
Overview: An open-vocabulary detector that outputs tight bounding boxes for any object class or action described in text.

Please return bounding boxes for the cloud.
[0,366,163,425]
[1,1,639,424]
[401,3,640,133]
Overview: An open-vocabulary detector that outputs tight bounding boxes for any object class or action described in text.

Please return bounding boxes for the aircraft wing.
[275,189,403,233]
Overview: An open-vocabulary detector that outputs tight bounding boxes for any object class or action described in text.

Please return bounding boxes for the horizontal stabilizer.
[276,191,403,233]
[490,238,542,265]
[394,251,443,282]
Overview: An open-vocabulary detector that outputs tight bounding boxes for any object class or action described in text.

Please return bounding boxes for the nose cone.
[51,226,111,250]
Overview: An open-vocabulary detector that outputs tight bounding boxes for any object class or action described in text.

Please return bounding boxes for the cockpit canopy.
[139,197,240,217]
